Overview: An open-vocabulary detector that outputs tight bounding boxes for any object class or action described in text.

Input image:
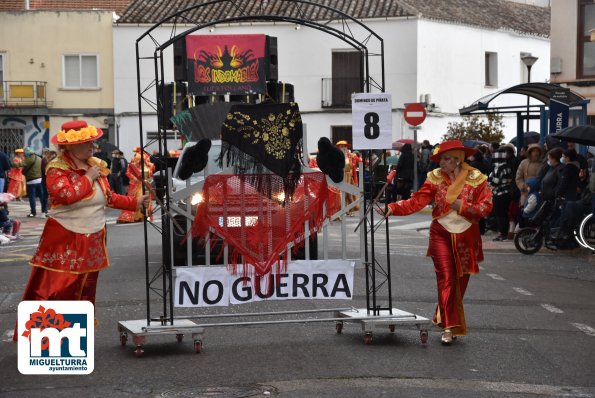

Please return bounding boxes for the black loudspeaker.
[229,94,256,104]
[173,38,187,82]
[266,81,294,103]
[158,82,188,130]
[158,83,173,130]
[194,95,226,105]
[265,36,278,81]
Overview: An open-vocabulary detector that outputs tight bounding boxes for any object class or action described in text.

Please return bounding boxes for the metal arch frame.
[134,0,389,326]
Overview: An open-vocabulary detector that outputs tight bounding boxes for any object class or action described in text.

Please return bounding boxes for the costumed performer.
[336,140,361,216]
[117,147,155,223]
[378,140,493,344]
[7,149,26,200]
[13,120,148,339]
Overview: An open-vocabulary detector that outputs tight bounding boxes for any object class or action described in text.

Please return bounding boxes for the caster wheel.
[389,325,395,333]
[134,346,144,357]
[120,333,128,346]
[194,340,203,354]
[420,330,428,344]
[335,322,343,334]
[176,333,184,343]
[363,333,373,345]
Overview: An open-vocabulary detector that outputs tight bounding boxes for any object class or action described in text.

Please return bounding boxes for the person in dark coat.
[538,147,564,202]
[557,148,581,201]
[504,145,520,239]
[394,143,415,200]
[0,150,10,193]
[553,148,584,246]
[489,147,514,241]
[467,149,491,175]
[467,149,491,234]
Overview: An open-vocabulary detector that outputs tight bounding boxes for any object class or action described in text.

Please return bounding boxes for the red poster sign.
[185,34,268,95]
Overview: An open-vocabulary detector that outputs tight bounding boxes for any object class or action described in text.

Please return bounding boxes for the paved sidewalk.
[2,200,47,241]
[2,197,586,258]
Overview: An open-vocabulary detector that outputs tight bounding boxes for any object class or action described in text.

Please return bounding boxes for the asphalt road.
[1,206,595,398]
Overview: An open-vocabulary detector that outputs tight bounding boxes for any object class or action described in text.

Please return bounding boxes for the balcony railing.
[0,81,48,107]
[321,77,363,108]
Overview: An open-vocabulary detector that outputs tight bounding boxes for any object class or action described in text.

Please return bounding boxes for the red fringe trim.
[190,172,329,276]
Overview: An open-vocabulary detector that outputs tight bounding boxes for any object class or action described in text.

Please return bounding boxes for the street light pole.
[521,54,538,133]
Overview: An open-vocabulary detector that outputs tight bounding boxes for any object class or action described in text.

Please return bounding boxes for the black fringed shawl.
[218,102,304,201]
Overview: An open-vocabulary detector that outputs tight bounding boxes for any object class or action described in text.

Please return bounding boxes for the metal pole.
[412,126,418,191]
[526,65,532,133]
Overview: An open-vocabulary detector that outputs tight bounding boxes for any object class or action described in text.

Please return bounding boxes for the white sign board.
[175,260,355,307]
[351,93,393,150]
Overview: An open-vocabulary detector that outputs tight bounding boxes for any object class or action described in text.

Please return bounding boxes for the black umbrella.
[463,139,488,148]
[550,125,595,146]
[509,131,540,146]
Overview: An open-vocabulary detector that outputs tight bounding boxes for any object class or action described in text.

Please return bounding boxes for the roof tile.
[0,0,133,14]
[117,0,549,37]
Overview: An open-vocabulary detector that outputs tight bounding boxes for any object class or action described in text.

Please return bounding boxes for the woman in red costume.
[117,148,155,223]
[14,120,148,339]
[7,148,26,200]
[336,140,361,216]
[380,140,493,344]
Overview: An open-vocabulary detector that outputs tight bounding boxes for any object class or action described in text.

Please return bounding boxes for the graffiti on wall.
[0,115,49,154]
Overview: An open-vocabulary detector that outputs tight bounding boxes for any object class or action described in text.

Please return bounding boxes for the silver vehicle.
[167,139,317,266]
[171,140,222,198]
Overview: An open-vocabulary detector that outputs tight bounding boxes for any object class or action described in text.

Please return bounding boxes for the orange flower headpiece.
[51,120,103,145]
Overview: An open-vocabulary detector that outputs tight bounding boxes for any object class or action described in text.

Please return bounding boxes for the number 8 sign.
[351,93,392,150]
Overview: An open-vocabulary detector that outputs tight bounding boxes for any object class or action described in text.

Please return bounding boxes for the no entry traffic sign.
[404,103,427,126]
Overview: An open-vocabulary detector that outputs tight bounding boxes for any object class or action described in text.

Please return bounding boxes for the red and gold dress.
[7,158,26,199]
[343,151,361,215]
[387,167,493,336]
[19,153,138,306]
[117,153,155,223]
[308,157,341,218]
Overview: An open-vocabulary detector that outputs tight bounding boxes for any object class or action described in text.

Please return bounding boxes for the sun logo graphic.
[17,301,94,375]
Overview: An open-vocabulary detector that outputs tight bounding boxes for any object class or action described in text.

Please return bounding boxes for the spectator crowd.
[383,136,593,249]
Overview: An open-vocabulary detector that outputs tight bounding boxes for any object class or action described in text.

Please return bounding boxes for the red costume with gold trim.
[387,167,493,336]
[19,152,138,305]
[343,151,361,214]
[117,151,155,223]
[7,157,26,199]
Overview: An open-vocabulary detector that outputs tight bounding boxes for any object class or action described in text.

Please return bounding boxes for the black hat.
[177,139,212,180]
[316,137,344,183]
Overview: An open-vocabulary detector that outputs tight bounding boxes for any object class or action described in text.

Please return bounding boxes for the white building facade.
[113,5,550,155]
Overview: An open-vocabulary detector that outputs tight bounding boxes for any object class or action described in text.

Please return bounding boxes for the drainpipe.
[24,0,29,10]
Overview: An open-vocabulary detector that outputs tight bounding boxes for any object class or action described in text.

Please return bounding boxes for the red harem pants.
[428,221,471,336]
[13,267,99,341]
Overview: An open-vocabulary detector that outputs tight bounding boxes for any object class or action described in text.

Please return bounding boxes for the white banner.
[175,260,355,307]
[351,93,393,150]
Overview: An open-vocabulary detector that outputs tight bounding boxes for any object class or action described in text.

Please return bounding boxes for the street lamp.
[521,54,538,133]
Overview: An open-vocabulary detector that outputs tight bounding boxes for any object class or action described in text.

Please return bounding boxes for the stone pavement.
[1,200,47,242]
[2,199,125,242]
[0,200,513,252]
[1,197,586,257]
